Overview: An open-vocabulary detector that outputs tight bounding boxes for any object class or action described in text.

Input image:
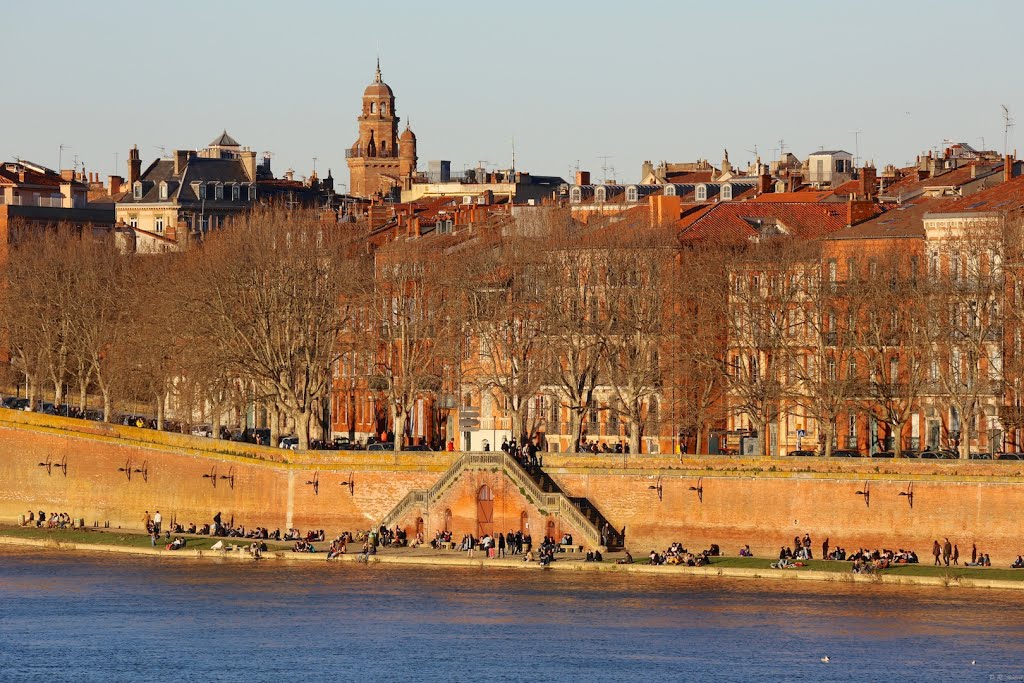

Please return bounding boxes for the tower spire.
[375,58,381,82]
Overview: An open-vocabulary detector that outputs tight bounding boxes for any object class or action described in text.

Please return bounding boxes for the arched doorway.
[546,518,556,542]
[415,517,424,539]
[477,485,494,538]
[444,508,452,533]
[520,510,529,535]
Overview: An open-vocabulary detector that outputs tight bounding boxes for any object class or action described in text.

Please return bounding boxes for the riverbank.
[4,527,1024,592]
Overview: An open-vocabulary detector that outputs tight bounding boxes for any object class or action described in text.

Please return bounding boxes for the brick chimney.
[575,170,591,186]
[127,145,141,186]
[757,172,772,194]
[649,194,682,226]
[108,175,124,196]
[858,165,877,199]
[847,197,875,226]
[1005,154,1015,183]
[174,150,189,176]
[240,149,257,182]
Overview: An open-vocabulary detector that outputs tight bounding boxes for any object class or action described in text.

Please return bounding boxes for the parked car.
[871,451,895,458]
[997,452,1024,461]
[919,449,958,459]
[367,442,395,451]
[786,449,817,457]
[969,453,993,460]
[404,444,433,452]
[190,424,214,438]
[832,449,863,457]
[3,397,29,410]
[279,436,299,450]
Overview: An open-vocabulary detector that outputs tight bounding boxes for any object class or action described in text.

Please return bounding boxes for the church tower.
[347,62,417,198]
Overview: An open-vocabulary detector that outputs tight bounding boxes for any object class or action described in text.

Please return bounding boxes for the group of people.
[326,533,351,559]
[502,437,541,467]
[931,538,986,567]
[453,530,534,557]
[23,510,73,529]
[577,440,630,455]
[647,542,720,567]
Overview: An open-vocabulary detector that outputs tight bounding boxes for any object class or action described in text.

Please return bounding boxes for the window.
[370,102,376,114]
[721,184,733,201]
[214,183,224,200]
[248,185,256,201]
[159,182,168,200]
[696,185,707,201]
[128,215,138,228]
[231,184,240,201]
[665,185,677,196]
[827,259,837,290]
[848,413,857,437]
[381,102,388,115]
[595,187,606,203]
[155,216,164,233]
[626,186,638,202]
[133,182,142,199]
[198,183,207,200]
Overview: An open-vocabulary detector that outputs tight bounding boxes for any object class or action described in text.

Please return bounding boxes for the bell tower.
[348,61,415,198]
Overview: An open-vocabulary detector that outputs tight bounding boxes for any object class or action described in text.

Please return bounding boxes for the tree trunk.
[890,420,904,458]
[156,395,165,431]
[568,410,582,453]
[78,381,88,413]
[510,405,525,447]
[101,388,112,423]
[53,379,64,408]
[292,406,311,450]
[393,406,406,452]
[628,420,642,458]
[269,403,280,448]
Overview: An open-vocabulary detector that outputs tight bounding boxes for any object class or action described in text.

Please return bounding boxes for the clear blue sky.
[6,0,1023,187]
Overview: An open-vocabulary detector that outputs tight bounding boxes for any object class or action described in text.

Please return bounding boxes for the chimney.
[1005,154,1015,183]
[641,160,653,180]
[60,169,74,181]
[127,145,141,186]
[757,172,772,194]
[847,197,875,226]
[575,170,591,186]
[858,165,877,199]
[649,194,682,226]
[108,175,124,196]
[173,150,190,176]
[240,149,257,182]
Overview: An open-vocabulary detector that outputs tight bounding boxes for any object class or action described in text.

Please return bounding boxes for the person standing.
[143,510,152,533]
[932,540,942,566]
[971,543,978,565]
[822,537,830,560]
[942,537,952,567]
[498,532,506,558]
[153,511,162,535]
[953,544,960,566]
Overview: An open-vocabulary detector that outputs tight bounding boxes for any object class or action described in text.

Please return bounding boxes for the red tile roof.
[926,172,1024,215]
[677,201,860,243]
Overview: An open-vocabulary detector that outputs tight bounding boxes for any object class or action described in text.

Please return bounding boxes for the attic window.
[231,184,240,201]
[595,187,607,203]
[570,187,582,203]
[214,183,224,200]
[696,185,707,202]
[665,185,677,196]
[248,185,256,201]
[721,184,733,201]
[626,186,638,202]
[159,182,168,200]
[198,183,207,200]
[133,182,143,200]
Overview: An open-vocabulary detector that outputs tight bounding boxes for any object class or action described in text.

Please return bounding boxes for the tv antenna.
[597,155,613,184]
[312,157,318,174]
[1002,105,1015,155]
[59,143,72,170]
[850,130,862,167]
[153,145,167,157]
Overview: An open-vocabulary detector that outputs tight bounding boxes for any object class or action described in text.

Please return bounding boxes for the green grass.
[0,526,293,551]
[703,555,1024,581]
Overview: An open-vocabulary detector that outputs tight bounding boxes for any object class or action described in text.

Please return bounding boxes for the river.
[1,547,1023,682]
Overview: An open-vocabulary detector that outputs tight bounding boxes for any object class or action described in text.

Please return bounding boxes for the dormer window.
[721,184,733,201]
[159,182,168,200]
[696,184,707,202]
[198,183,207,200]
[595,186,607,203]
[626,186,638,202]
[775,181,786,193]
[214,183,224,200]
[133,182,143,200]
[570,187,582,203]
[665,185,677,196]
[231,183,240,201]
[248,185,256,201]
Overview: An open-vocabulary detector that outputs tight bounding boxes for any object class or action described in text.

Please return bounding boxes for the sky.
[6,0,1024,188]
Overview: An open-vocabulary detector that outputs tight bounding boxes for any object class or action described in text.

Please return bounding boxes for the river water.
[1,548,1023,682]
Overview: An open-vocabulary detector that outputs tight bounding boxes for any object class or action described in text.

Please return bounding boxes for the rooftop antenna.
[153,145,167,158]
[598,155,613,184]
[113,151,119,177]
[1002,104,1015,155]
[850,130,862,167]
[59,143,72,170]
[72,154,80,172]
[312,157,318,174]
[778,138,787,157]
[511,136,516,174]
[978,136,986,152]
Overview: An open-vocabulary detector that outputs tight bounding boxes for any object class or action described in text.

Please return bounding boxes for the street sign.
[797,429,806,437]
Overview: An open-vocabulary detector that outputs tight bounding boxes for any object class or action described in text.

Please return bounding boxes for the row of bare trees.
[3,206,1021,457]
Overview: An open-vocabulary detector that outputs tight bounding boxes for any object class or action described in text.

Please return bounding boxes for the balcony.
[345,148,402,159]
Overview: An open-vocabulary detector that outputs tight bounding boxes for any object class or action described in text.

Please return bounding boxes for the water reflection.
[1,548,1024,682]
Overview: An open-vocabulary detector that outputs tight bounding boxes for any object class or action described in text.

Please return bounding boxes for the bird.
[971,660,976,665]
[821,656,830,663]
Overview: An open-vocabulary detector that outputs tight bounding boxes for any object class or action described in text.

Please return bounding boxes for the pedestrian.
[971,543,978,564]
[953,544,960,566]
[498,532,506,558]
[153,510,162,535]
[943,537,952,567]
[143,510,151,533]
[822,537,830,560]
[932,540,941,566]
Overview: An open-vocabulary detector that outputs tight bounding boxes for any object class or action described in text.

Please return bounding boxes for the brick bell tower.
[347,61,417,198]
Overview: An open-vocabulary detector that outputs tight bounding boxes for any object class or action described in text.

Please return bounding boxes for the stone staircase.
[378,451,621,550]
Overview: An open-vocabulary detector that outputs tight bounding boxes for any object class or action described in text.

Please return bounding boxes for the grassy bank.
[3,526,1023,588]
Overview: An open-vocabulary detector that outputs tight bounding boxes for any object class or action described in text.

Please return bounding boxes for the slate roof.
[119,156,252,207]
[209,130,240,147]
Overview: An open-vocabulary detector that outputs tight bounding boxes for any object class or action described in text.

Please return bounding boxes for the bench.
[440,542,454,550]
[561,544,584,554]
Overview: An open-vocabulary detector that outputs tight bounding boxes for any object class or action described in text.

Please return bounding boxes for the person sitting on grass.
[739,545,752,557]
[616,550,634,565]
[1012,556,1024,569]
